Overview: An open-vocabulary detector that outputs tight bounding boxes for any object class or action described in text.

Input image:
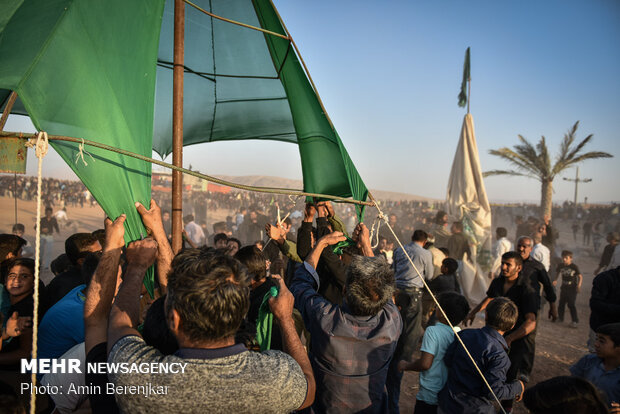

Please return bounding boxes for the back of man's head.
[452,222,464,233]
[485,297,518,332]
[167,250,251,342]
[412,229,428,243]
[437,292,470,325]
[441,258,458,275]
[234,245,266,282]
[345,256,395,316]
[213,233,228,245]
[496,227,507,238]
[0,234,26,261]
[65,233,99,265]
[183,214,194,224]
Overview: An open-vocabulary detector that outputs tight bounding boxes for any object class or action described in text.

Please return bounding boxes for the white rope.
[369,216,381,249]
[375,206,508,414]
[28,131,48,414]
[74,137,95,166]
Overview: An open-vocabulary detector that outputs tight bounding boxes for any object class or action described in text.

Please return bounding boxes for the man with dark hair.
[389,229,434,412]
[45,233,101,306]
[466,251,538,410]
[227,237,241,256]
[213,232,228,249]
[290,230,402,413]
[490,227,513,278]
[589,266,620,352]
[107,246,315,412]
[0,234,26,264]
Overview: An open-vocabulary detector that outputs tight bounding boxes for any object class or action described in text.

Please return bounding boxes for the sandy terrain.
[0,195,602,413]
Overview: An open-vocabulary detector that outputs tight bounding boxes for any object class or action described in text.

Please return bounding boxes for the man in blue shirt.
[388,229,434,412]
[290,228,402,413]
[439,297,524,413]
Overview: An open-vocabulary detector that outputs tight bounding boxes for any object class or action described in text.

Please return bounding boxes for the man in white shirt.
[489,227,513,278]
[531,232,551,272]
[183,214,205,246]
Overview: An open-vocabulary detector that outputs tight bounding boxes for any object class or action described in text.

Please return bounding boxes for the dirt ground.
[0,195,602,413]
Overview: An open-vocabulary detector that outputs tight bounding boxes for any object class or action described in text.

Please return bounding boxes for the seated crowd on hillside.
[0,191,619,413]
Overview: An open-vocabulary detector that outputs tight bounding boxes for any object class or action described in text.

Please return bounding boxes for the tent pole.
[0,91,18,132]
[171,0,185,254]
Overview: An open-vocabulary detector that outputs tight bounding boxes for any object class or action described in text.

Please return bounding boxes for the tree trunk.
[541,179,553,219]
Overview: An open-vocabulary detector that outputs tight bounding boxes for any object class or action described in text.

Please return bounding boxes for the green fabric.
[0,0,165,295]
[332,236,356,256]
[458,47,471,108]
[153,0,368,219]
[256,285,279,351]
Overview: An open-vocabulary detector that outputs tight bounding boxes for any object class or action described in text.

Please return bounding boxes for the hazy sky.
[6,0,620,203]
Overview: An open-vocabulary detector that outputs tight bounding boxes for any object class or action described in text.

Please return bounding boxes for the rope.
[369,216,381,249]
[0,133,373,208]
[182,0,290,41]
[74,138,95,166]
[371,197,507,414]
[27,131,48,414]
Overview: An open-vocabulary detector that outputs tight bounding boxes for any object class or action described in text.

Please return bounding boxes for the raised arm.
[107,238,157,353]
[269,274,315,410]
[136,200,173,294]
[353,223,374,257]
[84,214,125,354]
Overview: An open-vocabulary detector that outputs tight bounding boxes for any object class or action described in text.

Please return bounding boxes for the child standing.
[438,297,525,414]
[570,323,620,408]
[555,250,582,328]
[398,292,470,414]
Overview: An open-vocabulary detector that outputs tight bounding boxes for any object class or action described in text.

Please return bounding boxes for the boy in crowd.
[554,250,582,327]
[397,292,470,414]
[438,297,525,414]
[428,258,461,295]
[571,323,620,407]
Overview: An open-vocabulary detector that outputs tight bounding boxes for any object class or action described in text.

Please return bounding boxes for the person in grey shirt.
[387,229,434,413]
[107,242,315,413]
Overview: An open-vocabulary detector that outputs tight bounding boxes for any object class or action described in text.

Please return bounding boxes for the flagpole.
[467,74,471,114]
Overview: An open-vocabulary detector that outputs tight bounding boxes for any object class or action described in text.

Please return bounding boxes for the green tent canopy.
[0,0,368,252]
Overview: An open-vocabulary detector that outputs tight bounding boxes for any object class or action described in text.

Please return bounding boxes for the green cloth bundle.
[256,286,279,351]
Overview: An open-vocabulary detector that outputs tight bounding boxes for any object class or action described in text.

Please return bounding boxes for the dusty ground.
[0,195,601,413]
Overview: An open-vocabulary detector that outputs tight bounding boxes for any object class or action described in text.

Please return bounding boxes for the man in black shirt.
[466,251,538,409]
[517,236,558,320]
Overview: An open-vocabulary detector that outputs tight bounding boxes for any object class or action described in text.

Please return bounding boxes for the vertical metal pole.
[171,0,185,254]
[573,167,579,208]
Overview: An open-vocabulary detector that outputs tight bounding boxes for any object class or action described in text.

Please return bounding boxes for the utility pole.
[563,167,591,214]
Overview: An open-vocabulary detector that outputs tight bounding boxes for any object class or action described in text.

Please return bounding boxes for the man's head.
[377,236,387,252]
[496,227,507,239]
[162,211,170,221]
[45,207,53,218]
[213,233,228,249]
[516,236,533,260]
[594,323,620,360]
[11,224,25,237]
[143,296,179,355]
[166,250,251,345]
[436,292,470,326]
[65,233,102,266]
[441,258,458,275]
[234,246,267,285]
[561,250,573,265]
[451,222,464,234]
[80,252,103,287]
[411,229,428,245]
[388,214,397,226]
[532,232,543,245]
[485,297,518,332]
[344,256,395,316]
[183,214,194,225]
[227,238,241,256]
[4,257,35,300]
[281,217,292,233]
[500,251,523,280]
[434,211,448,225]
[0,234,26,261]
[608,232,620,245]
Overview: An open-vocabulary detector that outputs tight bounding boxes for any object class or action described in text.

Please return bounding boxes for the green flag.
[458,47,471,108]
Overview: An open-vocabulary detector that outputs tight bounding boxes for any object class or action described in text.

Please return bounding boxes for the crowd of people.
[0,179,619,413]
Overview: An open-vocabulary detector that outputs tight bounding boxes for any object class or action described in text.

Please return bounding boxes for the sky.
[5,0,620,204]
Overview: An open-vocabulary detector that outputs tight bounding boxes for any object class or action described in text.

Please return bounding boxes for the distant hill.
[214,175,439,202]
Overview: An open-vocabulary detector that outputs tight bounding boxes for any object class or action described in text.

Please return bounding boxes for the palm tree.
[484,121,613,218]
